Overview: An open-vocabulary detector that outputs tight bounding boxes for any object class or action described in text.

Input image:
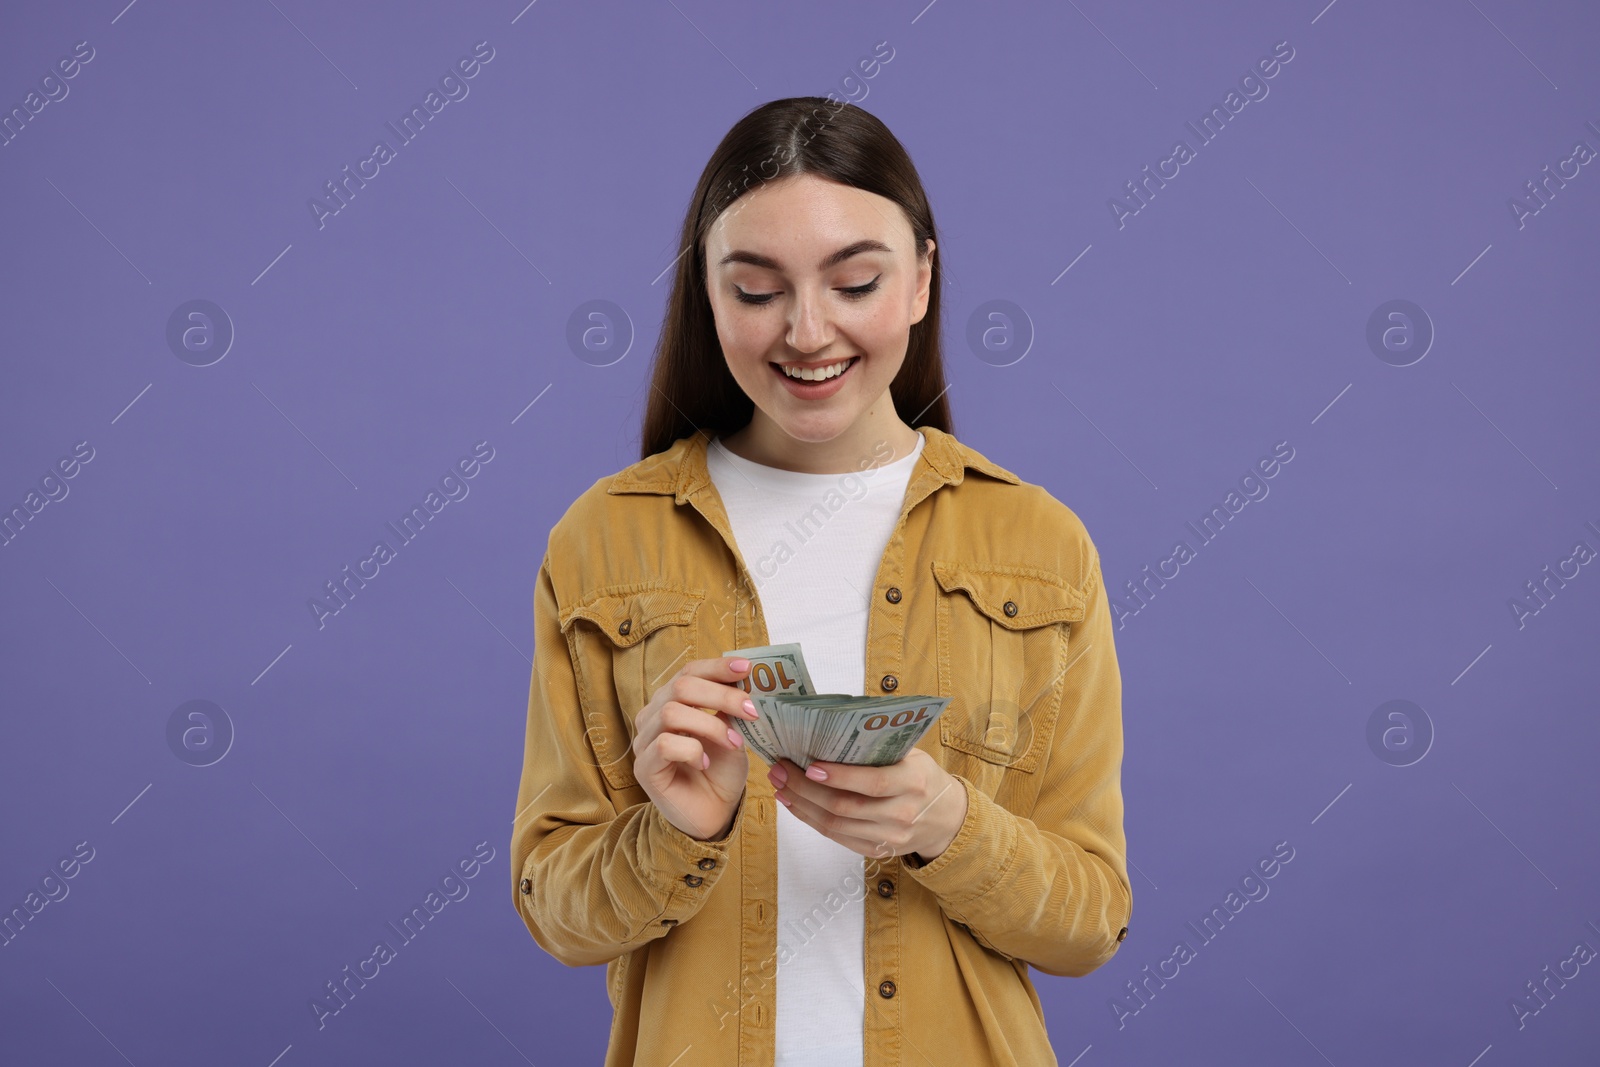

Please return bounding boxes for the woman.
[511,96,1130,1067]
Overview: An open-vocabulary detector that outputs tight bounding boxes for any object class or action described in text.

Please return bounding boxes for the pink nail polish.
[805,765,827,781]
[727,727,743,747]
[775,792,791,807]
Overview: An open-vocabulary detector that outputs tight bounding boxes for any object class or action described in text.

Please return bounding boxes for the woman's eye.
[732,276,881,306]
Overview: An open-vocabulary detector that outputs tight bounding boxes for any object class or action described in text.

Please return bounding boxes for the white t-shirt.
[705,429,926,1067]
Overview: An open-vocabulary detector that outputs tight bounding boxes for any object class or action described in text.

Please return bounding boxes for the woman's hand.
[765,749,969,862]
[632,656,759,842]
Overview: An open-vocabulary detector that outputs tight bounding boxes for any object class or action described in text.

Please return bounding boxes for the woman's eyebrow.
[717,238,893,273]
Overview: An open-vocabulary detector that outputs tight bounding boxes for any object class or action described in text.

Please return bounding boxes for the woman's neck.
[717,414,922,474]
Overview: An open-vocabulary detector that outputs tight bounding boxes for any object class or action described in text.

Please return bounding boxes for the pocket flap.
[931,561,1085,628]
[558,584,704,647]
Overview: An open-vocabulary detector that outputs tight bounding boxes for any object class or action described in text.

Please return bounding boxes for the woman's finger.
[646,730,707,772]
[654,700,746,752]
[773,780,884,841]
[779,793,899,858]
[670,671,760,725]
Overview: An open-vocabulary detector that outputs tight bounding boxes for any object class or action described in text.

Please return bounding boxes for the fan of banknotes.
[722,642,950,769]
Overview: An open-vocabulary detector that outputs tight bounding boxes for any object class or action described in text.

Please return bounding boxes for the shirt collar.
[606,424,1021,503]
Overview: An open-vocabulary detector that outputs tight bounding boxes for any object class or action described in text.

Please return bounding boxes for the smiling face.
[703,173,934,471]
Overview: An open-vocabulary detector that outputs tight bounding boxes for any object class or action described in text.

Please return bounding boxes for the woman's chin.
[764,409,859,445]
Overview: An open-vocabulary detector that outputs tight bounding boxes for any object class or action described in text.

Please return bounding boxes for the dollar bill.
[722,642,811,765]
[722,643,949,767]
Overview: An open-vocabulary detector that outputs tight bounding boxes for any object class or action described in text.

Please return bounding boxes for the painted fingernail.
[774,792,791,807]
[769,764,787,785]
[742,699,756,718]
[701,752,710,769]
[805,764,827,781]
[731,658,750,671]
[727,727,743,748]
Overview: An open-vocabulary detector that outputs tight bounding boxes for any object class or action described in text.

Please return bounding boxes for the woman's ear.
[911,238,936,325]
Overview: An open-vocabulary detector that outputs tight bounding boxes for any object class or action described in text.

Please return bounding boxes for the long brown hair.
[639,96,954,460]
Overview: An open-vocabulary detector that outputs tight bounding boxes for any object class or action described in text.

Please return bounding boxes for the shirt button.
[618,618,632,636]
[1116,926,1129,942]
[885,586,901,603]
[881,674,898,692]
[697,857,717,870]
[684,874,703,887]
[876,879,894,898]
[878,979,897,998]
[519,878,532,895]
[1003,600,1018,617]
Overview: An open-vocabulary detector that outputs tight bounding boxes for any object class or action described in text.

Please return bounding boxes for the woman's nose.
[785,289,833,352]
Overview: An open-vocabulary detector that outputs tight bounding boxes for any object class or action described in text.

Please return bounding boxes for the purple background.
[3,1,1597,1064]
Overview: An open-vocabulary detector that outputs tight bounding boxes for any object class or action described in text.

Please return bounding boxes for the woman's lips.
[770,356,859,399]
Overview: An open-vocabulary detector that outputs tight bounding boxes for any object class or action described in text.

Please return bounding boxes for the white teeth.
[781,358,854,381]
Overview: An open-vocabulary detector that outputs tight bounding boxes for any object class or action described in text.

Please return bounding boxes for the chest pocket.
[931,561,1084,773]
[559,583,704,791]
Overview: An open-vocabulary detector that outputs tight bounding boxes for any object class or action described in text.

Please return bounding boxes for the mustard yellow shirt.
[511,425,1132,1066]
